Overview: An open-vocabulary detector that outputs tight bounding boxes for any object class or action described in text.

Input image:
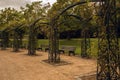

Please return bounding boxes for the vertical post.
[97,0,120,79]
[81,28,91,58]
[27,18,40,55]
[1,30,9,50]
[13,29,20,52]
[48,18,60,63]
[28,25,37,55]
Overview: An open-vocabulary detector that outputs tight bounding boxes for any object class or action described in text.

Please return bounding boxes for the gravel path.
[0,49,96,80]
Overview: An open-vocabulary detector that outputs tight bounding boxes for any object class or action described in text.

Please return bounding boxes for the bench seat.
[59,45,76,56]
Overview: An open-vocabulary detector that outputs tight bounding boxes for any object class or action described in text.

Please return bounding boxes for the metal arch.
[97,0,120,79]
[48,0,100,63]
[48,0,120,79]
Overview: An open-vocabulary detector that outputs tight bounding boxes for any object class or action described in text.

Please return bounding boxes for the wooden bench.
[37,44,49,52]
[59,45,76,56]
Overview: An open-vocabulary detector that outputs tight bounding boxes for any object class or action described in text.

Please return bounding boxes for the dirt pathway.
[0,49,96,80]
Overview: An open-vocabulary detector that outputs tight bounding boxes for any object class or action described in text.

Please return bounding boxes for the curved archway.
[48,0,120,79]
[49,1,84,63]
[48,0,98,63]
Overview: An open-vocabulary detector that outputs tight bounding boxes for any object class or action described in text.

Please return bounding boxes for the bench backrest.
[40,44,49,48]
[60,45,76,51]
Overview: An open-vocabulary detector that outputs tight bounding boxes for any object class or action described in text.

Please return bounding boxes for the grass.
[36,38,98,57]
[6,38,99,57]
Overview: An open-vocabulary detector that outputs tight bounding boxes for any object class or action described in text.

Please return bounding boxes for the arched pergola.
[48,0,93,63]
[48,0,120,79]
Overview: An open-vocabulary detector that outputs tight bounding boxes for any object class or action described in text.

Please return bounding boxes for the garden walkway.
[0,49,96,80]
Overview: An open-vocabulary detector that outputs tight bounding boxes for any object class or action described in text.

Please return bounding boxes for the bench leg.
[37,48,42,51]
[45,48,49,52]
[59,50,64,54]
[69,51,75,56]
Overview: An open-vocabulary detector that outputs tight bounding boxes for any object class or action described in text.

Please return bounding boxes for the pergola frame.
[48,0,120,79]
[48,0,90,63]
[97,0,120,79]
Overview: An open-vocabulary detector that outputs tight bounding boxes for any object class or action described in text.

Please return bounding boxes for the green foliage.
[0,8,24,30]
